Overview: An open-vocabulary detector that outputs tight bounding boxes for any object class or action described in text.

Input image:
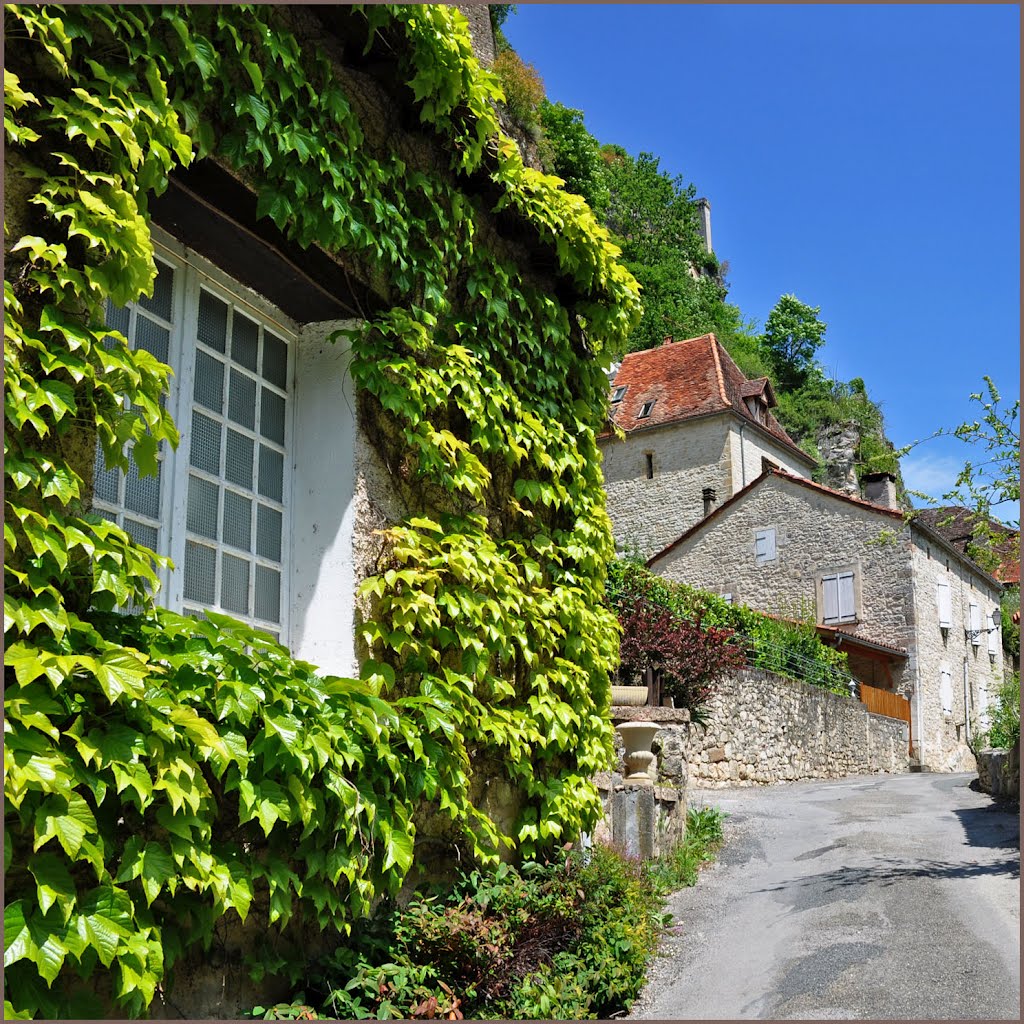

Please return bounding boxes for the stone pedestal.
[611,785,657,860]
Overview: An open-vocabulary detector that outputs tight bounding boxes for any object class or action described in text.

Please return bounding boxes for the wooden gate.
[859,682,912,753]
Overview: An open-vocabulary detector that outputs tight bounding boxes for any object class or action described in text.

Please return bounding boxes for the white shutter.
[822,574,840,623]
[755,528,776,563]
[838,572,856,622]
[969,602,981,646]
[721,593,734,605]
[988,609,999,655]
[939,666,953,713]
[936,580,952,628]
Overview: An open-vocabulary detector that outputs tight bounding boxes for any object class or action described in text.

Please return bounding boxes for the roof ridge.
[708,333,729,405]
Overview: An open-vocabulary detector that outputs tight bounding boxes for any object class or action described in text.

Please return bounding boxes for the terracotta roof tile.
[913,506,1020,585]
[605,334,810,463]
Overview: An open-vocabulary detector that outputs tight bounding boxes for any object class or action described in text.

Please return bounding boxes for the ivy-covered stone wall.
[3,4,641,1017]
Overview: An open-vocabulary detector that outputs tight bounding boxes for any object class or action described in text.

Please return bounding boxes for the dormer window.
[745,397,765,424]
[638,400,655,419]
[611,386,627,403]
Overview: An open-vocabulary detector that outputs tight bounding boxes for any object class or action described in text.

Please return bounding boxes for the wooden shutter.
[755,528,776,563]
[936,580,952,628]
[838,572,856,621]
[969,602,981,646]
[939,666,953,713]
[822,574,840,623]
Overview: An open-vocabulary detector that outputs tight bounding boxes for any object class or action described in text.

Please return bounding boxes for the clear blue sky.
[503,3,1020,516]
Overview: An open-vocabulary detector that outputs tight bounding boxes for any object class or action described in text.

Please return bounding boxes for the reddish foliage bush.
[615,598,744,716]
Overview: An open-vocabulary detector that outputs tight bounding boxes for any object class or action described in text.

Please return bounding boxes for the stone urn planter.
[616,722,662,786]
[611,685,649,707]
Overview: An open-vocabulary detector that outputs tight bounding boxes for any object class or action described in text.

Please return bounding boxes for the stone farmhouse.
[599,333,817,560]
[647,467,1005,773]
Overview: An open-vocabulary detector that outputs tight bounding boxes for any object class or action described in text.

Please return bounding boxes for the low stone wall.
[976,741,1020,803]
[689,668,909,786]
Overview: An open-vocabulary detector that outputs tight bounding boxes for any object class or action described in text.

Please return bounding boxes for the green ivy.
[4,3,640,1018]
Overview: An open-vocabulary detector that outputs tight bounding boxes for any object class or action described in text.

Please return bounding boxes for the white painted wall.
[289,320,361,677]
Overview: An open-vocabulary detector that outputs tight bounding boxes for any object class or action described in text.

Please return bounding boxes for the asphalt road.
[628,773,1020,1020]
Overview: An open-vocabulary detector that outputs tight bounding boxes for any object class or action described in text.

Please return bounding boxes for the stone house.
[648,467,1005,772]
[599,333,817,560]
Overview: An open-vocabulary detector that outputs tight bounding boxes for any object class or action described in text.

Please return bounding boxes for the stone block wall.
[976,740,1020,803]
[689,668,909,786]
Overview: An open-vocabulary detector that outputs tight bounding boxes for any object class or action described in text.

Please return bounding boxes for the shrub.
[980,673,1020,750]
[492,49,546,128]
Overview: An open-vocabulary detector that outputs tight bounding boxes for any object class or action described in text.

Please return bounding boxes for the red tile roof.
[604,334,812,464]
[913,506,1020,586]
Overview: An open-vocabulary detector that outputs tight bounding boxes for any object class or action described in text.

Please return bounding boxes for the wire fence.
[725,629,857,696]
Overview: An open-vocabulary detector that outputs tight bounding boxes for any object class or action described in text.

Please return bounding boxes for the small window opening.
[645,453,654,479]
[611,385,627,402]
[638,400,655,419]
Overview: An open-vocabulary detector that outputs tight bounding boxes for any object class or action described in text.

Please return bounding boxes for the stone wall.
[652,473,918,676]
[600,415,732,560]
[688,668,909,786]
[908,532,1004,772]
[599,414,813,562]
[976,741,1020,803]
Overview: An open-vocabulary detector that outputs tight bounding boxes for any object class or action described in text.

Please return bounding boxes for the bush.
[275,842,677,1021]
[607,559,851,698]
[492,49,546,128]
[980,674,1020,750]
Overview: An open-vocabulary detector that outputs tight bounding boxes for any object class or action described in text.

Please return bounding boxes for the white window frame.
[638,399,655,419]
[93,233,298,642]
[936,579,952,628]
[820,570,856,625]
[754,528,776,564]
[611,385,627,403]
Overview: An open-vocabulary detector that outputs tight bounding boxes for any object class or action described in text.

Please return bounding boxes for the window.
[638,400,655,419]
[968,602,981,647]
[720,592,734,605]
[754,528,776,563]
[611,385,627,403]
[988,609,999,656]
[821,571,856,624]
[93,249,294,640]
[936,579,952,628]
[939,666,953,714]
[644,452,654,479]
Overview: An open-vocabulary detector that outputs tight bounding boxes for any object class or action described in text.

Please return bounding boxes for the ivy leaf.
[33,792,96,858]
[93,650,149,703]
[28,853,76,921]
[140,844,174,907]
[73,884,133,968]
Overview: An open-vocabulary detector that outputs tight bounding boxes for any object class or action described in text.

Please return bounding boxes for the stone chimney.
[696,198,712,254]
[861,471,899,510]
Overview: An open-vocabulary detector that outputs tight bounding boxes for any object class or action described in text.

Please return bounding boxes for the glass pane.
[260,388,286,445]
[194,351,225,413]
[221,553,250,615]
[228,369,257,429]
[93,440,120,504]
[125,457,160,518]
[104,300,131,338]
[255,565,281,624]
[197,289,228,352]
[223,490,252,551]
[256,504,282,562]
[190,411,221,475]
[231,311,259,371]
[138,261,174,321]
[262,331,288,389]
[184,541,216,604]
[187,474,219,540]
[135,315,170,364]
[124,518,159,551]
[258,445,283,502]
[225,429,254,488]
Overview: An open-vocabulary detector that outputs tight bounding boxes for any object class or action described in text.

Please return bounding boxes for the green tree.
[760,294,827,391]
[903,376,1020,573]
[537,100,609,214]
